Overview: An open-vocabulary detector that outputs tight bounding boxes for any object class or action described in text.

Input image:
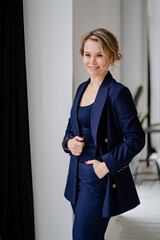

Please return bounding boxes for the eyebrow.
[84,51,103,54]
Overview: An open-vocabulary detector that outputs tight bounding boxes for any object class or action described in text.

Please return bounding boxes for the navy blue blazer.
[62,71,145,217]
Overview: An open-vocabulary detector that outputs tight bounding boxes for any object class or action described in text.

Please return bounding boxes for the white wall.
[121,0,148,161]
[148,0,160,148]
[121,0,148,169]
[121,0,148,125]
[73,0,121,95]
[23,1,73,239]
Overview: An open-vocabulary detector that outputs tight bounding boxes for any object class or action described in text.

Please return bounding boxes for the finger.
[76,141,85,147]
[73,144,84,150]
[70,140,83,148]
[75,136,84,142]
[85,160,95,164]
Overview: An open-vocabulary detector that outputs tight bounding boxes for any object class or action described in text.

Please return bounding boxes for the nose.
[90,56,97,64]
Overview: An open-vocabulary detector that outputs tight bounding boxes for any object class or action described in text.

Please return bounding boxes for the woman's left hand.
[85,160,109,179]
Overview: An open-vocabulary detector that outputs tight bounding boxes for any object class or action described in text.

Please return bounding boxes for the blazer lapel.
[71,71,113,145]
[91,72,112,148]
[71,79,90,136]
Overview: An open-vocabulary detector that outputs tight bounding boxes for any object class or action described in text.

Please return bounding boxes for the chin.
[90,71,101,77]
[87,69,99,75]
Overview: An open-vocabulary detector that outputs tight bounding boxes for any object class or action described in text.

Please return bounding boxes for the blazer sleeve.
[62,118,74,154]
[61,82,85,154]
[102,86,145,177]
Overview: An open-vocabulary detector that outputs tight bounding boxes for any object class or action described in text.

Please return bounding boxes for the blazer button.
[68,170,70,174]
[104,138,108,143]
[112,184,116,189]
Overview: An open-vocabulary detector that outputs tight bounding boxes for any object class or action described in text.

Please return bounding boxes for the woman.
[62,28,145,240]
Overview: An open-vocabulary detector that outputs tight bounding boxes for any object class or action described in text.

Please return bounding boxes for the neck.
[90,71,108,86]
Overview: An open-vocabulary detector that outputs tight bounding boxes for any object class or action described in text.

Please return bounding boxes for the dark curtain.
[0,0,35,239]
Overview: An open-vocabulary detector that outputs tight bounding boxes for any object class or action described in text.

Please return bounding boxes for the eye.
[97,54,103,57]
[84,53,90,57]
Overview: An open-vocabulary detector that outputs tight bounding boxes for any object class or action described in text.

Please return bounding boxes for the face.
[83,39,110,78]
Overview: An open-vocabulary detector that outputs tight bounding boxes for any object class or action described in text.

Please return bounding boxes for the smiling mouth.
[88,66,100,70]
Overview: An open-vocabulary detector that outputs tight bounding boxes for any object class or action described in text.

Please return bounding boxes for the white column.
[23,0,73,239]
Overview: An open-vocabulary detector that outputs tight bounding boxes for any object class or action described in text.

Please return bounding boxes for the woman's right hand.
[67,136,85,156]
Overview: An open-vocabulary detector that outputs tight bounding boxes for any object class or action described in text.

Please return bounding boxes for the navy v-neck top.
[78,103,96,163]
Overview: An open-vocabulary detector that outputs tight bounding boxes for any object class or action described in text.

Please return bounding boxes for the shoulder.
[109,78,128,92]
[109,77,137,114]
[109,78,132,99]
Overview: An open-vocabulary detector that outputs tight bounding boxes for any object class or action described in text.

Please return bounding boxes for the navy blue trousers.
[72,163,110,240]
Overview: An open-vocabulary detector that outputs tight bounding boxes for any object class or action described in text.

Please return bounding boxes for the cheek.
[101,59,110,68]
[83,58,88,66]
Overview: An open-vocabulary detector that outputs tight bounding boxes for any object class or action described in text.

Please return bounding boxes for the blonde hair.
[80,28,122,65]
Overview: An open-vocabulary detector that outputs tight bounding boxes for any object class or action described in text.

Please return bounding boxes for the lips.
[88,66,100,70]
